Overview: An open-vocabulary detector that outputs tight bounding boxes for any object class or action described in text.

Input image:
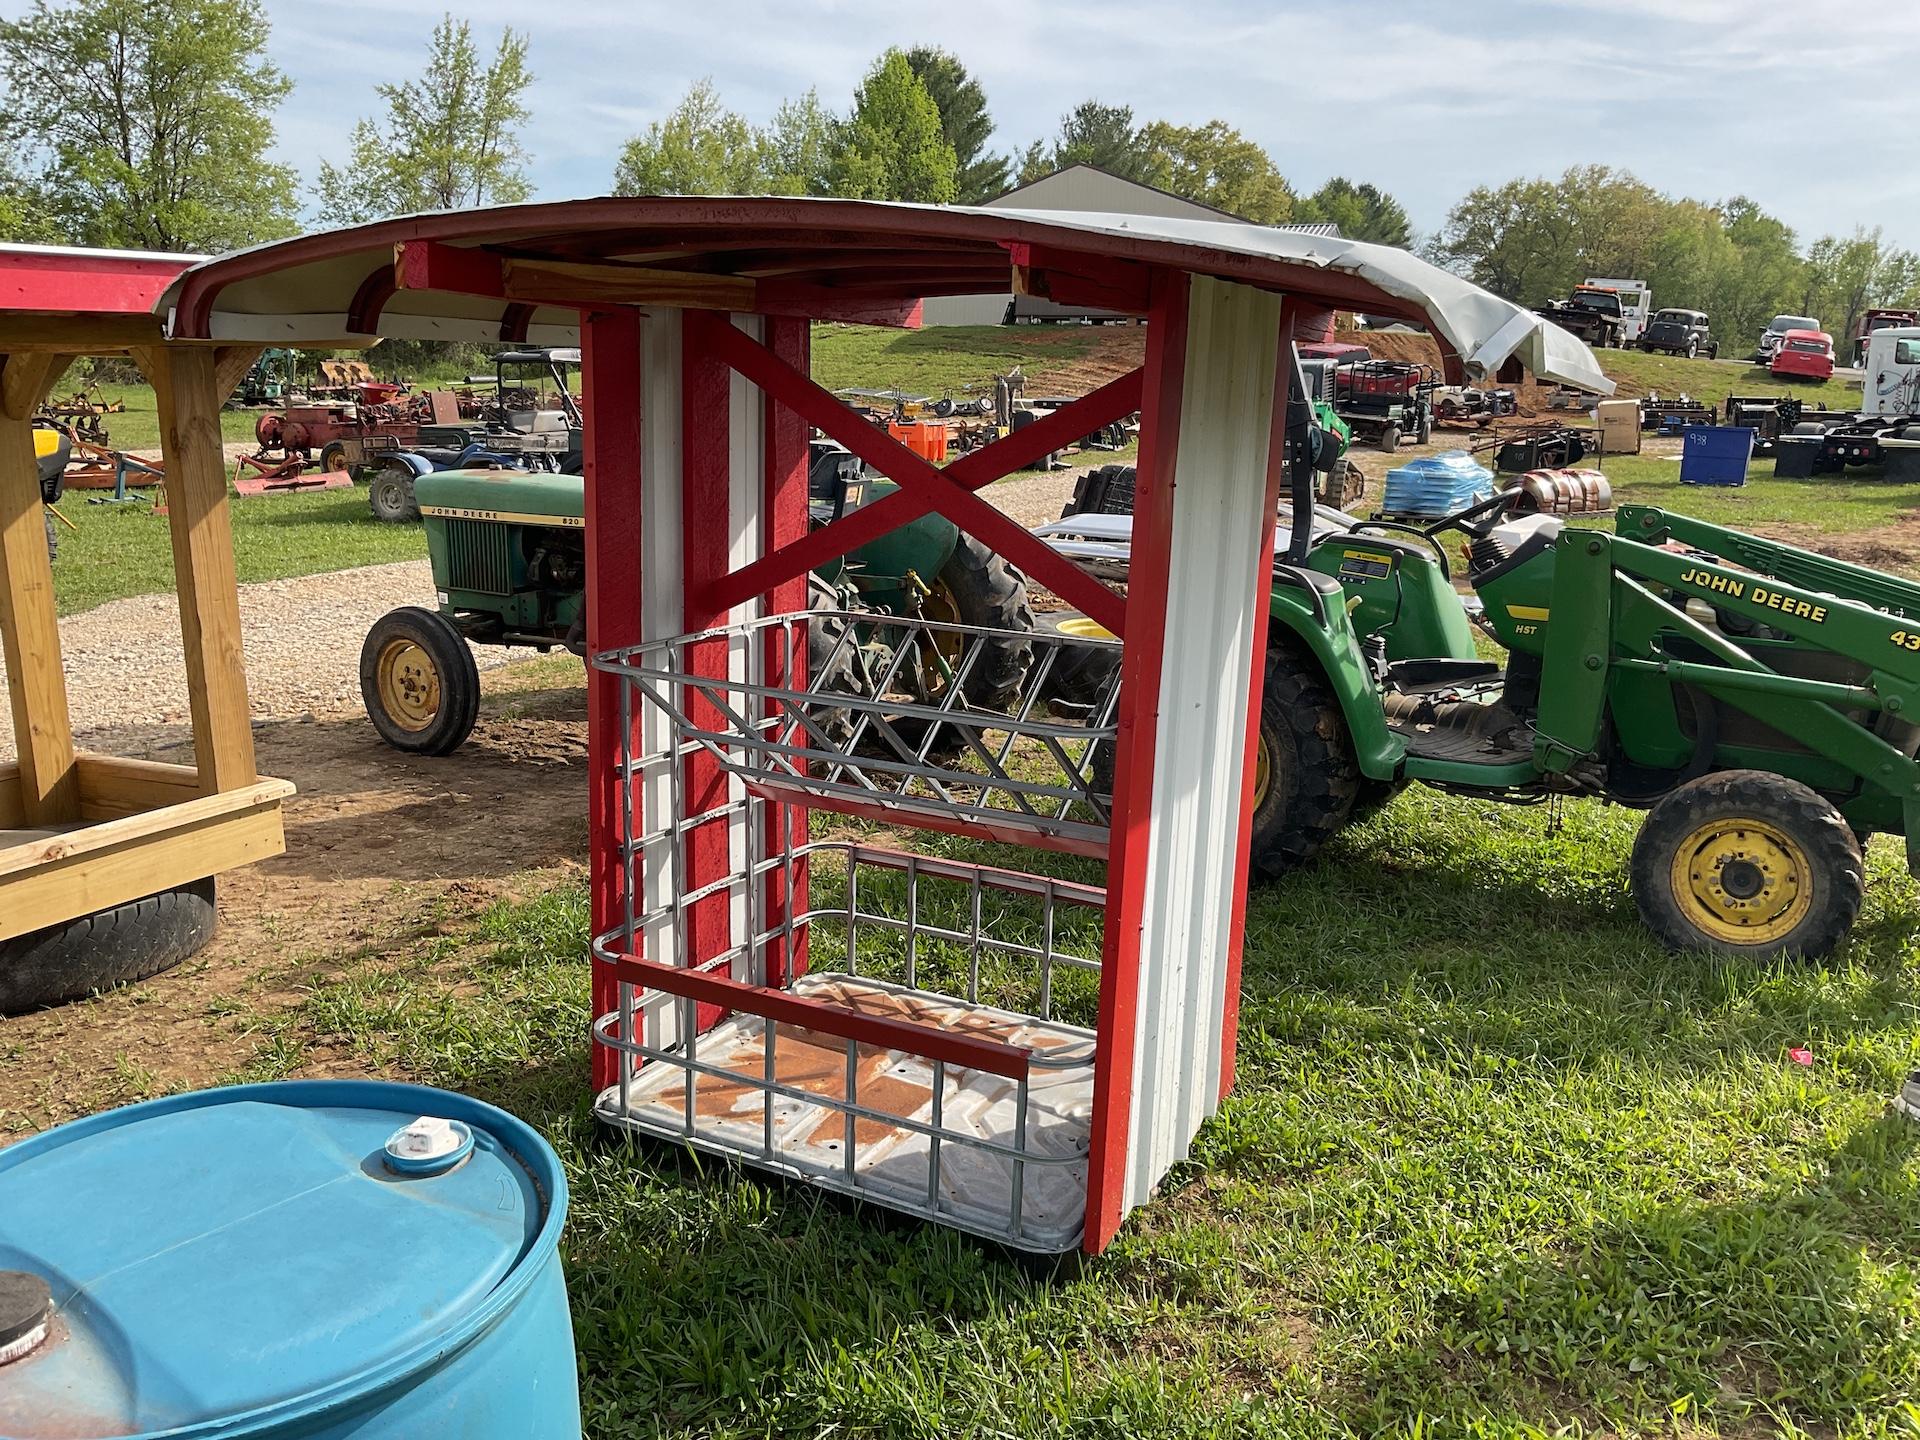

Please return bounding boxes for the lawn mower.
[357,439,1033,758]
[1034,350,1920,961]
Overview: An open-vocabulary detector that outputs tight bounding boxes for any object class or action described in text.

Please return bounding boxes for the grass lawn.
[51,485,423,616]
[1602,347,1860,416]
[213,783,1920,1438]
[57,379,262,454]
[811,323,1110,396]
[1593,451,1920,537]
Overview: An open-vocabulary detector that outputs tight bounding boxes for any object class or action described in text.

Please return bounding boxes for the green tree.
[0,148,59,243]
[613,78,767,196]
[1799,227,1918,350]
[1019,101,1152,185]
[1430,176,1581,305]
[316,15,532,225]
[830,50,955,203]
[0,0,295,251]
[903,47,1006,203]
[1138,120,1291,223]
[1296,177,1412,247]
[762,89,836,197]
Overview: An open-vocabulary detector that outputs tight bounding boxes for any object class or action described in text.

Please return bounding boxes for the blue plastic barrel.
[0,1080,578,1439]
[1680,426,1755,485]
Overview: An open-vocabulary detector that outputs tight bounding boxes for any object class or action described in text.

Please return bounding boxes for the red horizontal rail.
[746,779,1111,860]
[608,952,1033,1079]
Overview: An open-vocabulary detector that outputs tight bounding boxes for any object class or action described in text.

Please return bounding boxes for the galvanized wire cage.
[589,608,1122,854]
[592,840,1106,1251]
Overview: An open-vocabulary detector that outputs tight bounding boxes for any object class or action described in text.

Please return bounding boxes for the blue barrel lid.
[0,1080,566,1439]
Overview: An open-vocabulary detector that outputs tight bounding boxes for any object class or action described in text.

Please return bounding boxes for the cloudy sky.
[34,0,1920,245]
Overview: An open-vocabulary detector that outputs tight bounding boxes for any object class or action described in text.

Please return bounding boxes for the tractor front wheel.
[1247,642,1360,878]
[320,441,351,473]
[1630,770,1863,960]
[368,462,420,523]
[360,606,481,755]
[926,531,1034,710]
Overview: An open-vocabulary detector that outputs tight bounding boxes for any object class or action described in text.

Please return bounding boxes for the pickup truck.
[1535,286,1627,348]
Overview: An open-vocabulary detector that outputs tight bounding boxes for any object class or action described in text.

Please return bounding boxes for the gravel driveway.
[0,560,520,762]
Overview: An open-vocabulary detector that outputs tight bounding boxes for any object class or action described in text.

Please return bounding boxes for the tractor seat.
[1382,657,1503,696]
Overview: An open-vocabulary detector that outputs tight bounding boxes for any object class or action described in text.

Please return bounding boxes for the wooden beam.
[0,313,168,353]
[0,352,79,824]
[146,345,258,795]
[212,345,266,404]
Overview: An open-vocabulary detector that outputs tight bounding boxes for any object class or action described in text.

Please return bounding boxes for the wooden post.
[0,351,78,824]
[141,346,257,795]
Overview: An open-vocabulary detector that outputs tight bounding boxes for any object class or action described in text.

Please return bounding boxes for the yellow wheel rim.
[915,581,965,696]
[324,450,350,472]
[1253,734,1272,810]
[1670,817,1811,945]
[1056,615,1116,641]
[376,638,440,732]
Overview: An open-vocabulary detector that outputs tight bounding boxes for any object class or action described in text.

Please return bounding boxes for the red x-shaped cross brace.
[689,310,1138,636]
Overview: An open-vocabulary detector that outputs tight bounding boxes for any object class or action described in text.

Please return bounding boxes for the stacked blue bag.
[1381,450,1497,518]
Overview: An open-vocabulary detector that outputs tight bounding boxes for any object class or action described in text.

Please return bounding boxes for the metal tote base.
[594,972,1095,1253]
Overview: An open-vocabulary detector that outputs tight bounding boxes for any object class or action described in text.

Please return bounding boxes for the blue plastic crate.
[1680,426,1755,486]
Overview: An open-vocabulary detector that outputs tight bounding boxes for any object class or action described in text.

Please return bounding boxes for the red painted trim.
[607,954,1033,1079]
[392,238,504,297]
[1007,242,1152,313]
[745,780,1111,860]
[582,307,646,1092]
[761,314,811,985]
[1217,303,1298,1102]
[680,310,736,1018]
[345,264,396,333]
[1083,268,1191,1253]
[709,365,1144,622]
[0,246,194,314]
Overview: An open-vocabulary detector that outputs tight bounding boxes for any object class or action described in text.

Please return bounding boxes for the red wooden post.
[681,310,735,1013]
[1217,301,1300,1102]
[1083,268,1190,1252]
[582,306,645,1092]
[760,315,811,986]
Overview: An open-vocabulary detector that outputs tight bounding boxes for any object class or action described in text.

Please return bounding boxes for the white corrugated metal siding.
[1123,275,1282,1211]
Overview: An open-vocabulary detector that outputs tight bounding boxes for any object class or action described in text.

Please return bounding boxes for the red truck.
[1855,308,1920,366]
[1771,329,1836,382]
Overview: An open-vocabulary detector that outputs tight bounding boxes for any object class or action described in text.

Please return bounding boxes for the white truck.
[1863,325,1920,416]
[1583,277,1652,345]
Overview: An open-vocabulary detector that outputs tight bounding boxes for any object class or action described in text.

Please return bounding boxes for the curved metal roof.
[154,196,1612,393]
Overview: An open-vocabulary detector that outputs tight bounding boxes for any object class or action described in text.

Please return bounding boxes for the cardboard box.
[1596,399,1640,455]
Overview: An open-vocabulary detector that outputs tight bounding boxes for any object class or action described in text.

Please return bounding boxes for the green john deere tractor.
[1045,351,1920,960]
[358,439,1032,758]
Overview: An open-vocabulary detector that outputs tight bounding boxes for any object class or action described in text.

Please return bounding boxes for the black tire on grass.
[0,879,216,1015]
[1247,641,1361,877]
[1630,769,1863,960]
[932,532,1035,710]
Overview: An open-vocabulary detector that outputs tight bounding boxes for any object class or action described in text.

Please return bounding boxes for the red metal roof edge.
[0,243,200,315]
[162,196,1424,339]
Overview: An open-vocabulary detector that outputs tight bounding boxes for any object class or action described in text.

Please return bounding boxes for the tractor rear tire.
[805,572,866,747]
[1248,641,1361,878]
[934,531,1035,710]
[368,462,420,523]
[1630,770,1863,961]
[1377,424,1402,453]
[0,879,216,1015]
[360,606,480,755]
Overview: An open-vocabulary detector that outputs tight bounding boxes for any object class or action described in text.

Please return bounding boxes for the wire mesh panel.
[592,840,1106,1252]
[591,608,1122,855]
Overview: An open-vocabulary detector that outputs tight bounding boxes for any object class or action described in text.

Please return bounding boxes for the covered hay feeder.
[151,198,1606,1252]
[0,244,292,1011]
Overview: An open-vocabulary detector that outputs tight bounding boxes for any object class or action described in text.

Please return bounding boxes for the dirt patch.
[1024,325,1146,395]
[0,661,590,1133]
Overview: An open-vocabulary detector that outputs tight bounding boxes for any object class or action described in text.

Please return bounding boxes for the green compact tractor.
[358,443,1032,757]
[1039,354,1920,960]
